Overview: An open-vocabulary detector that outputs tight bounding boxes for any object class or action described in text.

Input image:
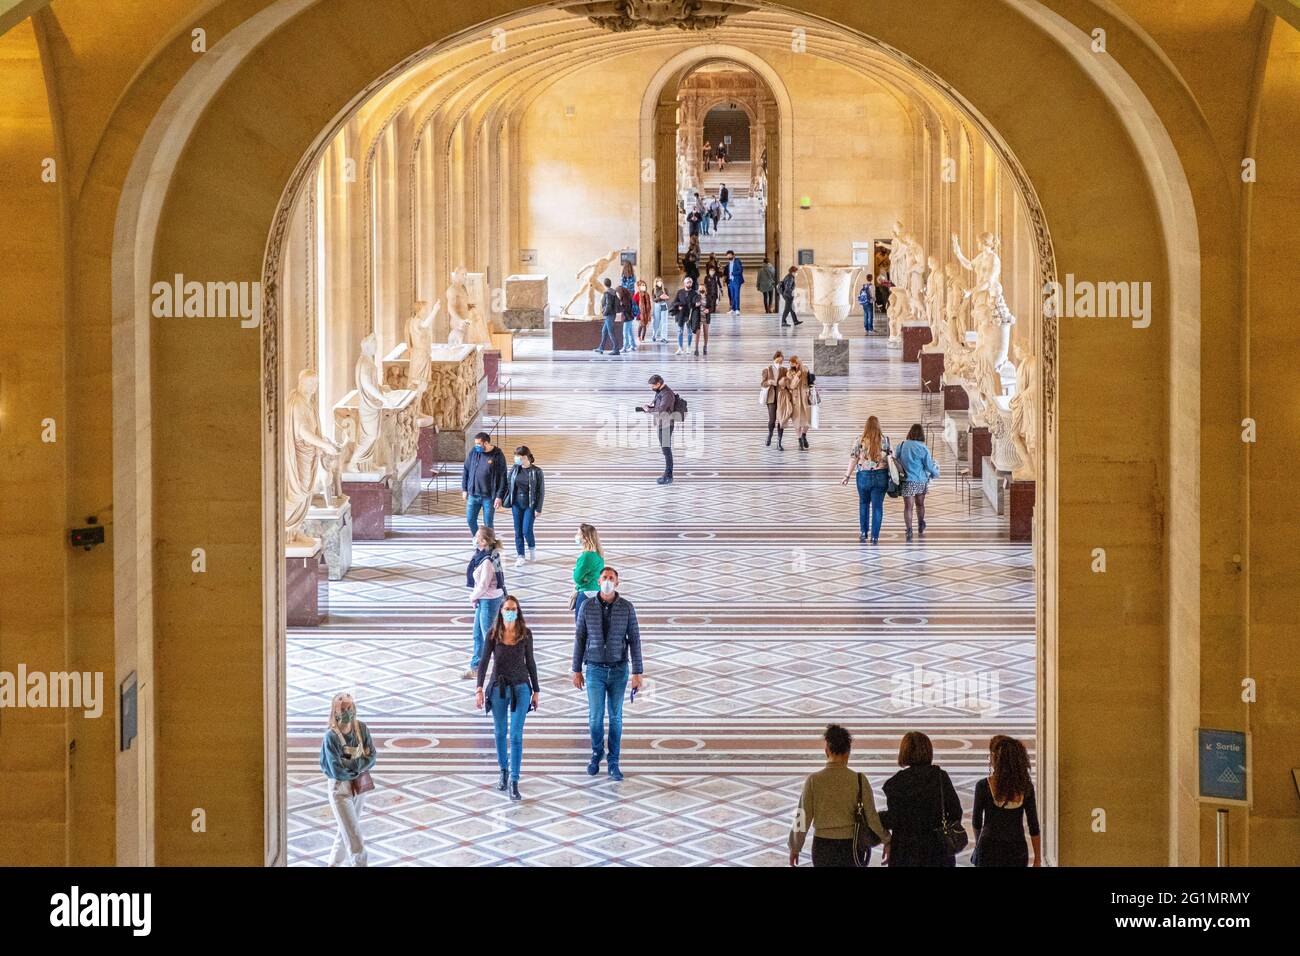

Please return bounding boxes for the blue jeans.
[862,304,874,331]
[856,469,889,540]
[678,323,694,348]
[470,596,504,671]
[621,321,637,351]
[598,315,618,352]
[728,279,741,312]
[512,505,536,555]
[466,495,495,535]
[652,303,668,340]
[585,661,629,765]
[574,590,593,623]
[701,215,710,235]
[488,683,531,780]
[721,199,731,219]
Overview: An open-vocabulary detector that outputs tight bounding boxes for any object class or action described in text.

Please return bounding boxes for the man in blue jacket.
[461,431,507,536]
[726,249,745,314]
[571,567,644,780]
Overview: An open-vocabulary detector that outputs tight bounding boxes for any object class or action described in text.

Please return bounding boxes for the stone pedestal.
[379,343,411,389]
[812,338,850,376]
[333,388,418,477]
[417,419,437,478]
[552,316,604,350]
[286,543,327,627]
[342,473,389,540]
[943,411,970,463]
[968,426,991,478]
[1010,479,1036,542]
[390,457,421,515]
[483,349,501,391]
[503,308,545,330]
[919,350,944,393]
[303,498,352,581]
[980,457,1010,514]
[942,383,969,412]
[426,345,486,462]
[505,274,548,311]
[491,331,514,362]
[902,324,932,362]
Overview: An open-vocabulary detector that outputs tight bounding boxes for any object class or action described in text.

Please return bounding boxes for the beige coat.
[760,362,785,406]
[779,365,811,430]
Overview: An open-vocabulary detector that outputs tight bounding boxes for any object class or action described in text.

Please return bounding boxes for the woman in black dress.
[972,735,1041,866]
[700,265,721,356]
[880,731,964,866]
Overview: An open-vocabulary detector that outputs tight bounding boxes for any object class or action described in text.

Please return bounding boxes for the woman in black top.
[972,735,1041,866]
[880,731,964,866]
[474,595,539,801]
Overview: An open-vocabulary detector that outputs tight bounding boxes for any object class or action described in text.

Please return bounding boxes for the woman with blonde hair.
[319,692,376,866]
[841,415,892,543]
[778,355,814,449]
[463,526,506,680]
[650,277,671,343]
[475,594,540,801]
[571,522,605,622]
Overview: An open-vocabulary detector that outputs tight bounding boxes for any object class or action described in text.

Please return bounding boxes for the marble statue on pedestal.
[886,221,919,344]
[952,232,1016,372]
[800,264,863,341]
[405,299,439,398]
[446,268,491,346]
[923,255,943,344]
[1007,342,1038,478]
[351,333,392,473]
[285,369,341,548]
[560,249,620,317]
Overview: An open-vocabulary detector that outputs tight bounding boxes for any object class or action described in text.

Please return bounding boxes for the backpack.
[673,392,688,419]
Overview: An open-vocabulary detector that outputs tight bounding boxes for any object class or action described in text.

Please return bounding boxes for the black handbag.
[852,773,883,866]
[933,768,968,856]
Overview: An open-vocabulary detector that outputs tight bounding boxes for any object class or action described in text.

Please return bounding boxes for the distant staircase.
[678,161,765,270]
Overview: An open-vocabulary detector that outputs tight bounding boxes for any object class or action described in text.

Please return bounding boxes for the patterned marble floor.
[288,301,1036,866]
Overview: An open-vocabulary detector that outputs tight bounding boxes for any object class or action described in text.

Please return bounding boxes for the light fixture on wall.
[799,196,812,210]
[564,105,576,119]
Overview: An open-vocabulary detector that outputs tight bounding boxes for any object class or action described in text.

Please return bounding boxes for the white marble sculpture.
[446,268,491,346]
[800,264,863,341]
[285,369,341,548]
[405,299,439,398]
[885,221,915,344]
[1007,342,1038,478]
[560,249,620,317]
[351,332,391,472]
[952,232,1016,373]
[923,255,943,345]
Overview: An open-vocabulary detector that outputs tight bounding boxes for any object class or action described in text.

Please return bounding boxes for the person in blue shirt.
[896,423,940,541]
[319,693,377,866]
[571,567,645,780]
[858,277,875,333]
[726,250,745,314]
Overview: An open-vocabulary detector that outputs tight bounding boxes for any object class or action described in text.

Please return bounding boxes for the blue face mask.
[502,610,519,624]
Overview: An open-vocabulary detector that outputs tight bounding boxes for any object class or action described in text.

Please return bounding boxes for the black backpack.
[673,392,688,419]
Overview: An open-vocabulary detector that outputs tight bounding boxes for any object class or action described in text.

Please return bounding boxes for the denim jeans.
[511,505,536,555]
[621,321,637,351]
[466,495,495,535]
[470,595,504,671]
[598,315,618,352]
[652,303,668,340]
[574,590,594,623]
[856,469,889,539]
[678,323,694,348]
[862,304,874,331]
[585,661,629,765]
[488,683,532,781]
[701,215,710,235]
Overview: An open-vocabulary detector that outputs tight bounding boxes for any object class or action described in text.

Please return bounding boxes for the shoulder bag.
[337,724,375,797]
[853,773,883,866]
[932,768,967,856]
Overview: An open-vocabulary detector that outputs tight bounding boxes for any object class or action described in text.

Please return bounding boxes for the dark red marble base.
[418,424,437,478]
[342,478,390,540]
[902,325,932,362]
[1010,479,1036,542]
[483,349,501,391]
[551,318,604,351]
[943,384,969,411]
[968,426,991,479]
[286,551,328,627]
[920,351,944,393]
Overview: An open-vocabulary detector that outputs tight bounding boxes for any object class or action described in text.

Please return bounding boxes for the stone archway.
[103,0,1215,866]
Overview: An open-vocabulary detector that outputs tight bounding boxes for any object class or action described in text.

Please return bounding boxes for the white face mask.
[574,533,583,546]
[600,580,616,595]
[514,456,523,465]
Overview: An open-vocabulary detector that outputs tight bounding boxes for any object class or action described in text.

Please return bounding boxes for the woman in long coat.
[779,355,813,450]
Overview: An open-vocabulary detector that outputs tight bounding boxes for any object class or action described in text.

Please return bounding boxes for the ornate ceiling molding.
[557,0,758,33]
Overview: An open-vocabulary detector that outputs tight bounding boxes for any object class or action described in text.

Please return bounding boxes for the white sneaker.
[514,556,526,569]
[527,548,536,561]
[674,347,683,355]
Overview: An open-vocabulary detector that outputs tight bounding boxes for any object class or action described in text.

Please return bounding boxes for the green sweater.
[573,550,605,592]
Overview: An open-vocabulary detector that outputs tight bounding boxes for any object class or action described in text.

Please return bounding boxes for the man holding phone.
[572,567,644,781]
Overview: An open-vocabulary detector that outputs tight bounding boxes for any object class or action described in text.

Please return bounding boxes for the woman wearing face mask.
[779,355,814,449]
[475,596,539,801]
[651,277,671,343]
[503,446,545,568]
[761,350,787,448]
[463,527,506,680]
[571,523,605,622]
[699,265,720,356]
[319,692,377,866]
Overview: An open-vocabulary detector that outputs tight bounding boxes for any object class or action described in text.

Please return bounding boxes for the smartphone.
[629,686,638,704]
